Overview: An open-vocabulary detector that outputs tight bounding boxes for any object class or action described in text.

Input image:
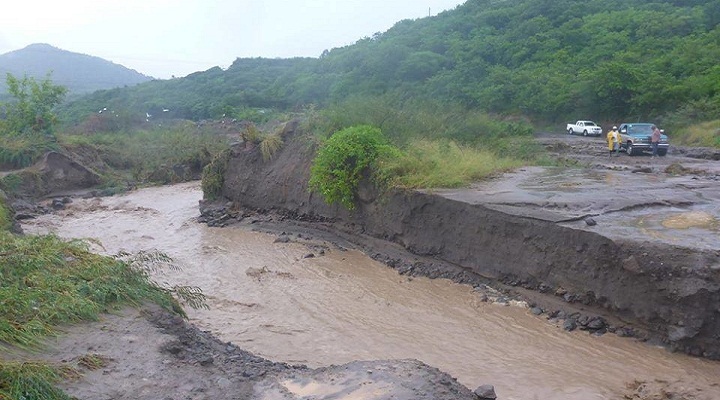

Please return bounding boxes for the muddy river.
[22,182,720,400]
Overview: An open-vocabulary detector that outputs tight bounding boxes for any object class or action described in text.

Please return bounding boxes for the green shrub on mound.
[309,125,400,210]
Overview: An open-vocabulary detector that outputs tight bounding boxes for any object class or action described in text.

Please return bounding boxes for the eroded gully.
[22,182,720,400]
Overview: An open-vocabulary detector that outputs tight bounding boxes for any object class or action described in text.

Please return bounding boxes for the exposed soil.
[6,305,482,400]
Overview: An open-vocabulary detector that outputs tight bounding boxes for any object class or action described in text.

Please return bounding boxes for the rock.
[584,217,597,226]
[530,307,544,315]
[474,384,497,399]
[667,325,700,342]
[586,316,606,330]
[563,319,577,331]
[198,355,214,366]
[274,235,290,243]
[51,198,65,210]
[621,255,643,274]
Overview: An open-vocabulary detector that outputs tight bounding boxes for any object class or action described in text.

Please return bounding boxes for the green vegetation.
[59,0,720,132]
[302,97,541,203]
[385,139,525,189]
[309,125,400,209]
[0,193,12,232]
[259,133,283,162]
[0,74,66,168]
[671,120,720,147]
[201,148,231,201]
[0,234,185,348]
[0,228,206,399]
[0,362,73,400]
[58,125,229,184]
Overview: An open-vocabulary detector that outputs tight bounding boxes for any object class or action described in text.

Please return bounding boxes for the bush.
[309,125,399,210]
[201,148,231,201]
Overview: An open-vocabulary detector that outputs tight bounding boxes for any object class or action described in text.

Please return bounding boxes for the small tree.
[309,125,399,210]
[0,73,67,136]
[0,74,67,167]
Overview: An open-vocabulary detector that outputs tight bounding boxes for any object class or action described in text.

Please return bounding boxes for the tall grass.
[0,134,58,169]
[0,232,205,399]
[670,120,720,148]
[58,127,229,183]
[0,194,12,232]
[0,233,185,349]
[0,362,73,400]
[383,139,525,189]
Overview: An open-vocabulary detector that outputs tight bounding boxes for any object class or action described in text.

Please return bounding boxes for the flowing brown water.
[23,182,720,400]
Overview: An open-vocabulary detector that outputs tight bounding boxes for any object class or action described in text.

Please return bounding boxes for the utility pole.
[429,7,431,16]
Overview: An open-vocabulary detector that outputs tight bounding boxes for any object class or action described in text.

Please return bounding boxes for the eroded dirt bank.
[22,182,720,399]
[215,125,720,359]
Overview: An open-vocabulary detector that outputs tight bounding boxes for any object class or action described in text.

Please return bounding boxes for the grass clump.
[0,233,205,399]
[0,362,73,400]
[309,125,400,210]
[384,139,524,189]
[0,233,188,348]
[260,133,283,162]
[0,195,12,232]
[0,134,57,169]
[201,148,231,201]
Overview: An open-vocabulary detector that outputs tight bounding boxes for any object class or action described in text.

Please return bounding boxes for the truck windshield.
[628,125,653,134]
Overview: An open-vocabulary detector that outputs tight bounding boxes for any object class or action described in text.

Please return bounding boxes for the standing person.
[651,125,662,157]
[607,126,620,156]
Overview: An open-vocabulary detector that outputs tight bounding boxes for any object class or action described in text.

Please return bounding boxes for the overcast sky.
[0,0,466,79]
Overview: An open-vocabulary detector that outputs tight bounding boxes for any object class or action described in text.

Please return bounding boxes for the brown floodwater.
[22,182,720,400]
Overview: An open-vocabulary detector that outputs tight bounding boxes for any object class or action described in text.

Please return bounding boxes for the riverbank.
[6,304,478,400]
[17,182,720,399]
[209,125,720,359]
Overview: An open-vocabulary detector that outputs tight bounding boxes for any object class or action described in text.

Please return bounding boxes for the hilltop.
[0,43,152,97]
[59,0,720,128]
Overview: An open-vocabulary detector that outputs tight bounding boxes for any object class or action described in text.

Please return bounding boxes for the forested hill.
[0,44,152,97]
[61,0,720,124]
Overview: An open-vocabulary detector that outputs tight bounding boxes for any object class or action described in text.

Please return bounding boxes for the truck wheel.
[658,149,667,156]
[626,143,635,156]
[583,130,588,136]
[567,128,573,135]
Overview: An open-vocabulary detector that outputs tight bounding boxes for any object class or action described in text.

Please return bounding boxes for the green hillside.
[60,0,720,125]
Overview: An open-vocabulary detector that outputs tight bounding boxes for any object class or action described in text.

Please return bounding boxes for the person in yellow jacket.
[607,126,620,156]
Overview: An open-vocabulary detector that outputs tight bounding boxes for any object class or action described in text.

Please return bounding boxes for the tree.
[0,73,67,136]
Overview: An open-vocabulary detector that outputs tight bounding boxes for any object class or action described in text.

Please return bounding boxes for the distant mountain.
[0,43,152,96]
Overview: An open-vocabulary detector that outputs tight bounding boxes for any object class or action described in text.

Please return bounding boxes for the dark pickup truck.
[619,123,669,156]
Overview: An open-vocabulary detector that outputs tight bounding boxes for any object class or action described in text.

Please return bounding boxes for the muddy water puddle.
[22,182,720,400]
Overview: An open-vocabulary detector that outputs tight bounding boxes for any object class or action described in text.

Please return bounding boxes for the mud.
[7,305,477,400]
[214,125,720,359]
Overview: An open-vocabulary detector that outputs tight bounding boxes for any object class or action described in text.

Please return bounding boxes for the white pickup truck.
[566,120,603,136]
